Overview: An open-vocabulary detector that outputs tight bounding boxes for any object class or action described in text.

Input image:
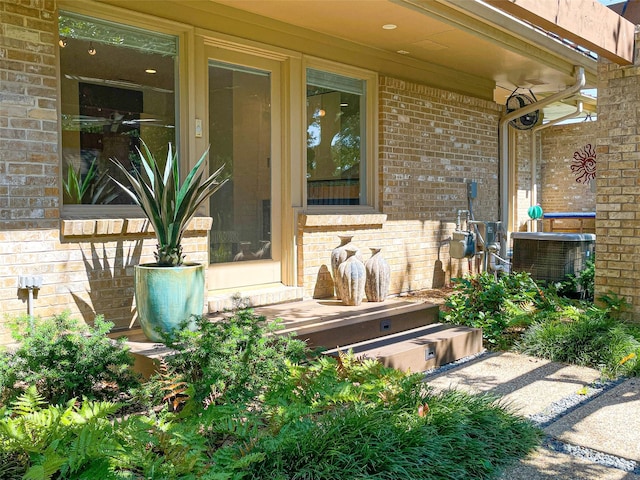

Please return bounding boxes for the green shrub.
[557,256,595,300]
[0,312,140,404]
[1,351,542,479]
[442,272,548,349]
[242,354,541,480]
[517,308,640,378]
[577,256,595,300]
[149,308,308,407]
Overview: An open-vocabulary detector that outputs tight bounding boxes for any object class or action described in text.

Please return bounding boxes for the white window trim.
[302,56,378,212]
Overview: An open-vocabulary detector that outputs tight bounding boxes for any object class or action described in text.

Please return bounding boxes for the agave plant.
[111,141,227,266]
[63,158,118,205]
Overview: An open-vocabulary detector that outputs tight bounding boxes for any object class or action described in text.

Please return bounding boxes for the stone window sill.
[60,217,213,239]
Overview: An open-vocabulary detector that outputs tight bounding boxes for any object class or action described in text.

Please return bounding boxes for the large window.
[58,12,178,206]
[306,67,366,206]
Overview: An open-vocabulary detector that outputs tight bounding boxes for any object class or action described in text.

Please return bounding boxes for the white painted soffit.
[208,0,598,97]
[398,0,599,81]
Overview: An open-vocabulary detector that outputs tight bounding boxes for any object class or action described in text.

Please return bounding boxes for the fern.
[23,454,65,480]
[67,398,122,425]
[23,451,66,480]
[156,358,192,412]
[0,402,73,453]
[63,422,122,475]
[105,412,215,478]
[10,386,47,416]
[67,458,117,480]
[0,391,128,478]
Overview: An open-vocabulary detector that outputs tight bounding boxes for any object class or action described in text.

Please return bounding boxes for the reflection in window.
[306,68,365,206]
[208,61,272,264]
[59,12,177,205]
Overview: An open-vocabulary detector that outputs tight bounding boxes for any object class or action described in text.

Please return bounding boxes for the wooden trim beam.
[484,0,635,65]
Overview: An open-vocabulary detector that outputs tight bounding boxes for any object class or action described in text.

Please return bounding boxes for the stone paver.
[428,352,640,478]
[426,352,601,417]
[498,448,640,480]
[545,378,640,462]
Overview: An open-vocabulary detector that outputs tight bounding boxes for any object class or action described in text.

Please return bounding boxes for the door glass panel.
[209,61,271,264]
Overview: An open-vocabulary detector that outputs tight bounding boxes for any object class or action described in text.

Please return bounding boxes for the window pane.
[59,12,177,205]
[306,68,365,206]
[209,61,272,264]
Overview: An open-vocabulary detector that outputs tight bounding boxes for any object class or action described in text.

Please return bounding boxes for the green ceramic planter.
[134,263,205,342]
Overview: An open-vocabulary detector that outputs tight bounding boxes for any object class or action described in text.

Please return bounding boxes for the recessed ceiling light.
[382,24,397,30]
[145,69,157,74]
[397,50,410,55]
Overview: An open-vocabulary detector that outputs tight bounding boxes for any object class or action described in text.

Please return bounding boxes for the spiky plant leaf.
[111,141,227,266]
[63,159,118,205]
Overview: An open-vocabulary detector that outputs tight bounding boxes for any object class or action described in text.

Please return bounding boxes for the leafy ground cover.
[441,271,548,349]
[3,258,637,479]
[0,309,541,479]
[516,304,640,378]
[442,261,640,379]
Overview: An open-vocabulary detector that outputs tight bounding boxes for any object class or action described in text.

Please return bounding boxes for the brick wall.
[0,0,58,341]
[299,77,501,299]
[515,130,533,232]
[0,217,211,343]
[378,77,500,222]
[514,122,598,233]
[0,2,211,343]
[540,122,598,232]
[0,0,58,228]
[298,216,458,299]
[595,32,640,319]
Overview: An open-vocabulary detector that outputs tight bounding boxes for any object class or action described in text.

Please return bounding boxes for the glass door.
[206,49,281,289]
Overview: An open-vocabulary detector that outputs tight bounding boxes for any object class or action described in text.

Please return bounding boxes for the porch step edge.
[207,285,304,313]
[323,323,483,372]
[275,301,440,350]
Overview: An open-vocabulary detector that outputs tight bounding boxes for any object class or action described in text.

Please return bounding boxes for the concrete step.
[323,323,483,373]
[254,298,439,350]
[208,285,304,313]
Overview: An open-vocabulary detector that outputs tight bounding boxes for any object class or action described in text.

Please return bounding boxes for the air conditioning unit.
[511,232,595,283]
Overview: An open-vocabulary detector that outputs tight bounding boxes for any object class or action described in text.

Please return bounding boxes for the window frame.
[302,57,378,212]
[57,2,193,219]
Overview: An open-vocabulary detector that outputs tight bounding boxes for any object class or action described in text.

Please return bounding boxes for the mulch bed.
[400,287,454,306]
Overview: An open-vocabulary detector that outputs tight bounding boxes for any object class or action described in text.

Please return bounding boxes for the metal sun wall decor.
[571,143,597,184]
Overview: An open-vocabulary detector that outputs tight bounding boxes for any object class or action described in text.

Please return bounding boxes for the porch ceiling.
[211,0,599,113]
